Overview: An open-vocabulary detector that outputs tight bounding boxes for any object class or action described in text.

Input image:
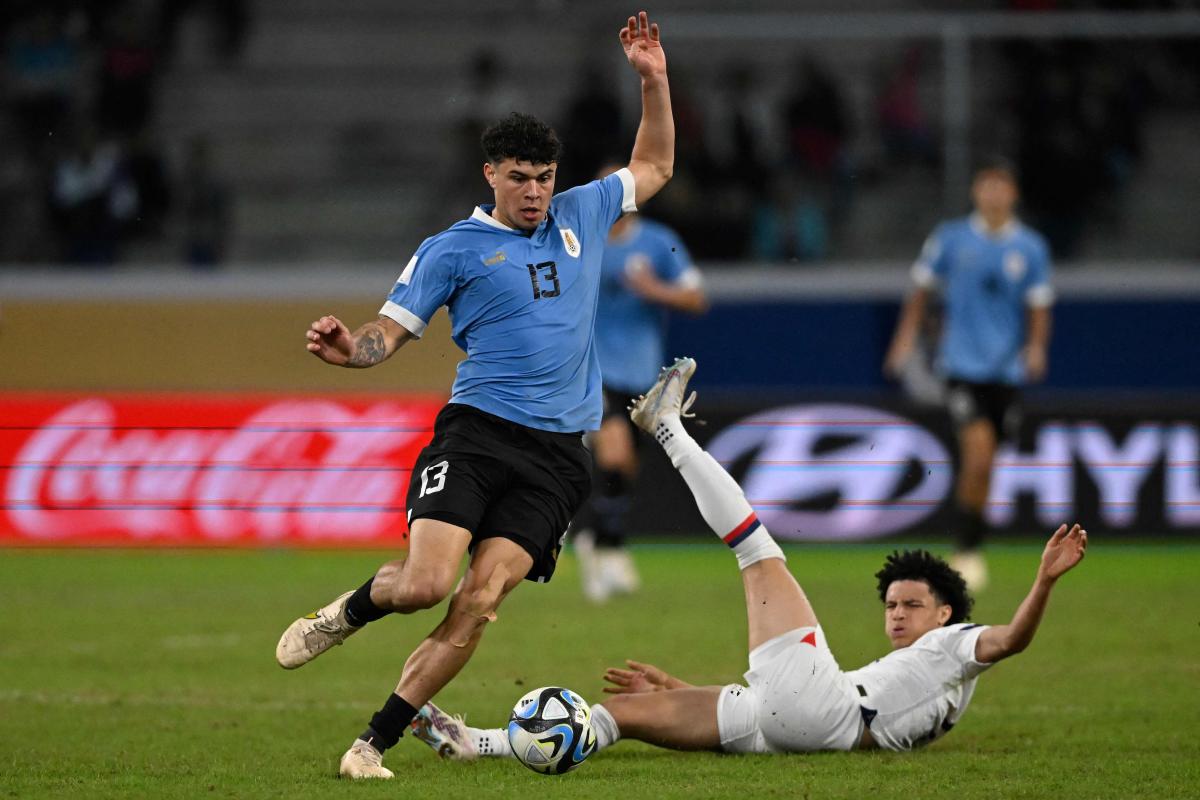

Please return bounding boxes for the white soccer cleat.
[950,551,989,593]
[338,738,394,779]
[599,548,640,595]
[275,590,359,669]
[410,702,478,761]
[629,356,698,435]
[572,528,610,603]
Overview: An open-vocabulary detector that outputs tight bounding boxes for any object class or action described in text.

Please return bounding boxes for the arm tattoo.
[347,324,389,368]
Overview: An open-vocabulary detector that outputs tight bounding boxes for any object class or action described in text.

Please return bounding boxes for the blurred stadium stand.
[2,1,1198,266]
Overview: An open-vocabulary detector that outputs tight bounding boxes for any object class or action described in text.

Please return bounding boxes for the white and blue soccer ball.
[507,686,598,775]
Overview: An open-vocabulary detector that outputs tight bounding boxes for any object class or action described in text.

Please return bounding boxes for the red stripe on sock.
[722,513,758,545]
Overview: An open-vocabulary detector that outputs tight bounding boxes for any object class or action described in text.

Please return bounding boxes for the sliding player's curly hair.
[875,550,974,625]
[481,112,562,165]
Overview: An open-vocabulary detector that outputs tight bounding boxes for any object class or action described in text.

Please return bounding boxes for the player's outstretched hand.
[603,659,673,694]
[1039,523,1087,582]
[305,314,354,366]
[620,11,666,80]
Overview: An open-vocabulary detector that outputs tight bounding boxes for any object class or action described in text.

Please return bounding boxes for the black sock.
[344,577,390,627]
[360,693,419,752]
[956,506,986,551]
[594,469,630,549]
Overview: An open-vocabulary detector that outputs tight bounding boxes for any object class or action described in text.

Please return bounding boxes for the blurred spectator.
[783,56,851,177]
[5,8,82,158]
[180,135,231,268]
[438,49,525,224]
[876,45,937,169]
[125,130,172,238]
[48,124,139,265]
[557,59,624,190]
[749,171,828,263]
[158,0,250,66]
[781,56,854,247]
[96,2,160,137]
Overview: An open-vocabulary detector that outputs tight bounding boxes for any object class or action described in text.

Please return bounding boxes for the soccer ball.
[506,686,598,775]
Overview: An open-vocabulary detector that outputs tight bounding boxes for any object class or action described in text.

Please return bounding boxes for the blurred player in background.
[884,158,1053,590]
[275,12,674,780]
[411,357,1087,760]
[574,165,707,603]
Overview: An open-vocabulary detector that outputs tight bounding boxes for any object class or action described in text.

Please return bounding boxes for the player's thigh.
[402,518,473,593]
[479,439,592,583]
[957,417,998,471]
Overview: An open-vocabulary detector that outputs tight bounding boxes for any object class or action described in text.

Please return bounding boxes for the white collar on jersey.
[969,212,1019,241]
[472,206,514,231]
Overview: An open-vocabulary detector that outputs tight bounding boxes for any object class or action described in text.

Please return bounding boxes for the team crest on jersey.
[1003,250,1027,282]
[559,227,581,258]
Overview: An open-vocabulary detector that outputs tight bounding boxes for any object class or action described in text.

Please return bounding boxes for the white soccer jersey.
[845,623,993,751]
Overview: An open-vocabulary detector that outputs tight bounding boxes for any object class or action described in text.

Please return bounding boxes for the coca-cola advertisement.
[0,393,443,547]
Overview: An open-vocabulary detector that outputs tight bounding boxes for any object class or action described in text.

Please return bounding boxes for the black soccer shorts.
[945,379,1021,441]
[405,403,592,583]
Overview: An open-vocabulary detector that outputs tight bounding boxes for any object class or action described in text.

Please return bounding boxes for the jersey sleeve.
[1024,235,1055,308]
[911,224,950,289]
[378,239,458,338]
[939,623,994,679]
[655,226,703,289]
[555,168,637,233]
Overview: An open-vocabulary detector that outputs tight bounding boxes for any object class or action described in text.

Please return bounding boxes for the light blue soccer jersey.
[380,169,636,433]
[912,213,1053,385]
[595,218,700,392]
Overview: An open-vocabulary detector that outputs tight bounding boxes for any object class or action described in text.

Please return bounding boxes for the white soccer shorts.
[717,626,864,754]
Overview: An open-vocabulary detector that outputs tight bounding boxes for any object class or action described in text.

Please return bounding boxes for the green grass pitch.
[2,542,1197,799]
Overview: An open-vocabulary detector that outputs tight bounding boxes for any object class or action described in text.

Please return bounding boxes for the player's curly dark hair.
[481,112,562,165]
[875,550,974,625]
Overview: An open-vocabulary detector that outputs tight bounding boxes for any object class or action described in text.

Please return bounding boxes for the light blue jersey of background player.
[912,213,1054,385]
[382,169,636,433]
[594,217,703,393]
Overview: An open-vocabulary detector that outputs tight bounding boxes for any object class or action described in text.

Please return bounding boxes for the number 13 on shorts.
[419,460,449,497]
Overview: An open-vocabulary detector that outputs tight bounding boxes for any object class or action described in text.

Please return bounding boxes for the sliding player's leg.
[630,357,818,650]
[415,686,724,761]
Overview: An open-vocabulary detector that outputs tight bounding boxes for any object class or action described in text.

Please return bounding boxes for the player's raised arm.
[974,523,1088,664]
[305,314,413,368]
[621,11,673,207]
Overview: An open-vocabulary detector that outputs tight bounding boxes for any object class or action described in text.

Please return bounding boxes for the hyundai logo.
[706,404,953,540]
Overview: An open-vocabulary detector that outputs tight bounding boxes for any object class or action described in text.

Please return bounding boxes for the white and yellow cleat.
[275,590,359,669]
[338,738,394,780]
[410,702,478,761]
[629,356,697,435]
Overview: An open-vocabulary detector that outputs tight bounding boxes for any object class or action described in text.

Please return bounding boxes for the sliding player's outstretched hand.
[603,659,673,694]
[1039,523,1088,581]
[620,11,666,79]
[306,314,354,366]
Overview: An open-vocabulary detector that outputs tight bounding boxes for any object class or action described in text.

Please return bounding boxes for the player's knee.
[385,570,456,611]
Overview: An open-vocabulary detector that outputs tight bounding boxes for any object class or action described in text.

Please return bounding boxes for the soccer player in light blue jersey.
[275,12,676,780]
[575,170,707,602]
[885,158,1054,590]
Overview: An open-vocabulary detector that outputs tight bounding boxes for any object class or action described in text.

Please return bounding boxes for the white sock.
[469,726,513,758]
[659,420,785,570]
[591,704,621,751]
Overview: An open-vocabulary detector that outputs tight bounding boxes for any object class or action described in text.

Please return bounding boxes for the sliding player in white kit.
[410,357,1088,758]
